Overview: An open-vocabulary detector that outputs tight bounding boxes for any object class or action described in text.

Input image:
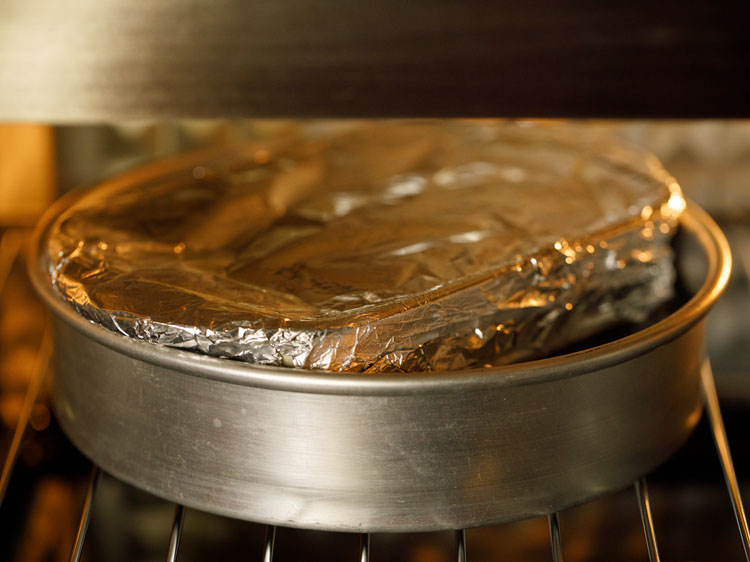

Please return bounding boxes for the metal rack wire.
[1,226,749,562]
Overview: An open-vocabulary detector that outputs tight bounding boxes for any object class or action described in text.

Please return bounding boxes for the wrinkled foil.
[45,121,685,372]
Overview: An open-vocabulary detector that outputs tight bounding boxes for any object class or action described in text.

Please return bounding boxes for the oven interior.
[0,121,749,561]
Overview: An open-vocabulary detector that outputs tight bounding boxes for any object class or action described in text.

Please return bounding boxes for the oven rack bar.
[166,504,186,562]
[702,359,750,560]
[548,512,563,562]
[635,478,660,562]
[263,524,276,562]
[69,466,101,562]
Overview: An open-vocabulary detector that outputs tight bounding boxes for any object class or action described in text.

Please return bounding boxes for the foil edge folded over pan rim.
[29,189,731,396]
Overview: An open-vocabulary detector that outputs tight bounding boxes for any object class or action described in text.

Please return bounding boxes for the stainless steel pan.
[29,194,731,533]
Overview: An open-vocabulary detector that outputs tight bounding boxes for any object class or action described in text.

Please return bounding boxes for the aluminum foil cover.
[45,122,685,372]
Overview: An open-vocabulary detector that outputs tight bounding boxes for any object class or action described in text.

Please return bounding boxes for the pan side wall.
[51,318,704,532]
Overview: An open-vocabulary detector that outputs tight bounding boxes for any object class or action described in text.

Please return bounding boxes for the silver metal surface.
[166,505,186,562]
[262,526,276,562]
[30,200,731,532]
[548,513,563,562]
[635,479,660,562]
[455,529,466,562]
[359,533,370,562]
[701,359,750,561]
[70,467,101,562]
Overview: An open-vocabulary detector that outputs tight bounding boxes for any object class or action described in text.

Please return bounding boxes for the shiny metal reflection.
[548,512,563,562]
[263,525,276,562]
[166,504,185,562]
[69,466,100,562]
[455,529,466,562]
[359,533,370,562]
[635,479,660,562]
[701,359,750,561]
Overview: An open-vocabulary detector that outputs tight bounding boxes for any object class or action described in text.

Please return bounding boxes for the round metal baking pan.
[30,196,730,533]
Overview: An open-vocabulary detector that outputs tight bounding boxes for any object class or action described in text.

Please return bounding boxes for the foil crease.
[44,122,685,372]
